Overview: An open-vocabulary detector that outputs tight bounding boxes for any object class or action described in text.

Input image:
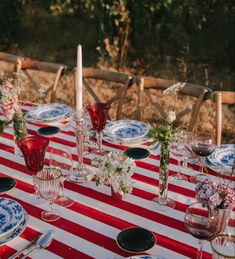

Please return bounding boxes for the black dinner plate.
[124,147,150,160]
[37,126,61,137]
[0,177,16,194]
[117,227,156,253]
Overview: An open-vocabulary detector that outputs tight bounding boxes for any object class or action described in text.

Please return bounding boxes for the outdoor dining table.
[0,102,234,259]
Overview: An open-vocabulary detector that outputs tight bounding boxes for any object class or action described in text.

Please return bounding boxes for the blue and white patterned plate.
[104,120,150,143]
[0,197,25,238]
[0,210,28,246]
[208,144,235,170]
[25,103,73,123]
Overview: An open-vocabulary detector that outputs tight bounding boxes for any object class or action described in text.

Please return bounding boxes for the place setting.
[204,144,235,176]
[103,119,158,160]
[24,103,73,124]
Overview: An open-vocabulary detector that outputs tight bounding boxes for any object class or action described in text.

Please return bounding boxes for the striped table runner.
[0,102,234,259]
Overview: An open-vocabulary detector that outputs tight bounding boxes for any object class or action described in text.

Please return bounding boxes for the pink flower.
[0,81,19,120]
[195,179,235,209]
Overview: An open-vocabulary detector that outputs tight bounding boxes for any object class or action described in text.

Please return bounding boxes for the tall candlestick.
[76,45,83,117]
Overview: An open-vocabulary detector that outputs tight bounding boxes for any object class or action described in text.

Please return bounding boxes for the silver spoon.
[20,230,54,258]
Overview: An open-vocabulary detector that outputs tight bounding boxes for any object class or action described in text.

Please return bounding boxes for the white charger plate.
[104,120,150,144]
[208,144,235,170]
[25,103,73,123]
[0,197,25,238]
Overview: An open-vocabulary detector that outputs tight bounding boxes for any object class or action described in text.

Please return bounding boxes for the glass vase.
[13,110,27,155]
[217,207,230,234]
[153,142,175,210]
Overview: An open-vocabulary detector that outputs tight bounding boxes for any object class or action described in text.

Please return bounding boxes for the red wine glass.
[184,202,219,259]
[17,135,49,174]
[190,131,216,183]
[86,103,111,156]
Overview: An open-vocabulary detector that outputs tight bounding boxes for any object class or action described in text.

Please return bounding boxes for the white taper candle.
[76,45,83,116]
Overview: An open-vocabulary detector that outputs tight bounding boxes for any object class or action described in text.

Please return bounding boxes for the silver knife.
[9,230,54,259]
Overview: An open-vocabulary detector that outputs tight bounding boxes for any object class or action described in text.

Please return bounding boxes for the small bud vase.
[217,207,230,234]
[13,110,27,155]
[111,186,123,200]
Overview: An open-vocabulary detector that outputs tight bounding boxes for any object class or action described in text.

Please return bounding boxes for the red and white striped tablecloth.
[0,103,234,259]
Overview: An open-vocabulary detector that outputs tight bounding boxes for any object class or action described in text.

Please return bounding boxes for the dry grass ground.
[56,70,235,144]
[0,61,234,144]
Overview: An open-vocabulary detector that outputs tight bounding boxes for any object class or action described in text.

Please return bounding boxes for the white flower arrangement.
[96,151,136,195]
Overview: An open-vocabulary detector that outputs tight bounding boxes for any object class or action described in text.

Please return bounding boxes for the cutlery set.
[9,230,54,259]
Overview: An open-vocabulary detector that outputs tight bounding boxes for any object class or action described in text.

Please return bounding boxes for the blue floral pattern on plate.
[0,197,25,238]
[104,120,149,143]
[25,103,73,123]
[208,144,235,169]
[0,211,28,246]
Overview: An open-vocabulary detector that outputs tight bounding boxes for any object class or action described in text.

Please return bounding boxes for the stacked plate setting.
[103,120,150,145]
[205,144,235,174]
[0,197,28,245]
[24,103,73,124]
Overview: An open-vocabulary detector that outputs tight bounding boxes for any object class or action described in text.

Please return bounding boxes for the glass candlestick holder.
[69,112,93,183]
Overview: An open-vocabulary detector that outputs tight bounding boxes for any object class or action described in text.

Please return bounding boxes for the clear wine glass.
[86,103,111,156]
[49,147,74,207]
[33,167,61,222]
[191,131,216,183]
[170,129,194,181]
[184,202,219,259]
[210,234,235,258]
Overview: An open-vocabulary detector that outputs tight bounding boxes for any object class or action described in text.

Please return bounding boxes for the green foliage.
[0,0,27,48]
[148,124,177,145]
[0,120,11,136]
[0,0,234,84]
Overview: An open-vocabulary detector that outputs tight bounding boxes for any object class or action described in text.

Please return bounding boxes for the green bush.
[0,0,27,48]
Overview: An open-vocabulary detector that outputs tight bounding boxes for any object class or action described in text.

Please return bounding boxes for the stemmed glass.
[171,129,194,181]
[86,103,111,156]
[17,135,49,174]
[184,202,219,259]
[191,131,216,183]
[49,147,74,207]
[210,234,235,258]
[33,167,61,222]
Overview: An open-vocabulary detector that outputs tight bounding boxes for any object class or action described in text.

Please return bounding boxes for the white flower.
[163,82,185,95]
[166,110,176,123]
[96,151,135,195]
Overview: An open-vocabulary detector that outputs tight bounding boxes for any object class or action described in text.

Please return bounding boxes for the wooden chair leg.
[50,66,64,102]
[215,92,222,145]
[188,89,208,131]
[136,77,144,120]
[116,76,132,120]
